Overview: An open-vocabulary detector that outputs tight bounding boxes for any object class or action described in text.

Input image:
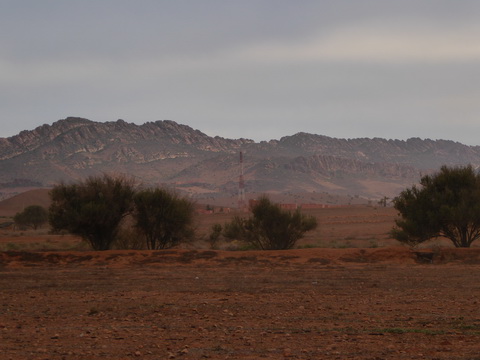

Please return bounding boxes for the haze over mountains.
[1,117,479,202]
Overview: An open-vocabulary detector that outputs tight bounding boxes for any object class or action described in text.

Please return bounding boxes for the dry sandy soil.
[0,205,401,251]
[2,201,480,359]
[2,248,480,360]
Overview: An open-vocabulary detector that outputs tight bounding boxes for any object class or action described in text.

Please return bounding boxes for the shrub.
[113,226,146,250]
[392,165,480,248]
[207,223,223,249]
[132,188,195,249]
[14,205,48,230]
[49,174,136,250]
[223,196,317,250]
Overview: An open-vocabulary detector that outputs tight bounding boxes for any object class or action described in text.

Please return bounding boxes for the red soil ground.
[2,248,480,360]
[2,193,480,359]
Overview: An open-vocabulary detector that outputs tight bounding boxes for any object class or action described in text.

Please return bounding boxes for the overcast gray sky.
[1,1,480,144]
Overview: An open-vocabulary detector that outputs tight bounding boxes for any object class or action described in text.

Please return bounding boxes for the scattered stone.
[283,348,293,357]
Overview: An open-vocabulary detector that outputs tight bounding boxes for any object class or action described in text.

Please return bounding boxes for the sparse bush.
[208,223,223,249]
[14,205,48,230]
[49,174,136,250]
[132,188,195,249]
[392,165,480,248]
[223,196,318,250]
[368,239,379,248]
[6,242,20,250]
[223,216,247,240]
[297,243,319,249]
[114,226,146,250]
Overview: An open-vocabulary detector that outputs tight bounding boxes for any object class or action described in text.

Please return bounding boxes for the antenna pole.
[238,151,246,210]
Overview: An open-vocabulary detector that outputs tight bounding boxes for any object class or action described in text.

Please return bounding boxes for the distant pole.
[238,151,246,210]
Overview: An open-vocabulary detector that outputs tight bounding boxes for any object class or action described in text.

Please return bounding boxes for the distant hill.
[1,117,480,201]
[0,189,50,217]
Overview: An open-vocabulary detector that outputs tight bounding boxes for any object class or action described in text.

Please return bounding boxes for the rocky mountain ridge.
[1,117,479,201]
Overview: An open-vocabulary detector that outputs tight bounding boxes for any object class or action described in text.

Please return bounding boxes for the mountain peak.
[1,117,480,199]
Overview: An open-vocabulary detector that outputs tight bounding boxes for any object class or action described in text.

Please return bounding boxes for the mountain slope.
[1,117,480,200]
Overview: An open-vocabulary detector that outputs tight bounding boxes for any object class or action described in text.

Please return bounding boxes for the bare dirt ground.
[0,205,402,251]
[2,204,480,359]
[2,248,480,360]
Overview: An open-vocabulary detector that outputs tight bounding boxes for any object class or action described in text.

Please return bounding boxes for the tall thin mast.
[238,151,246,210]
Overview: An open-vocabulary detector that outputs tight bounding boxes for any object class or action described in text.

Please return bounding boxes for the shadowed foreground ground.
[1,248,480,359]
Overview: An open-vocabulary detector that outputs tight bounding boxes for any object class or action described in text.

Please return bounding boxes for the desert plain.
[1,204,480,359]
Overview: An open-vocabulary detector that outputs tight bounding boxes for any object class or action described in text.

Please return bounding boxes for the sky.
[1,1,480,144]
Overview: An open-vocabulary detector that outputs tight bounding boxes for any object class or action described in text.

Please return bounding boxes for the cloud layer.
[1,1,480,144]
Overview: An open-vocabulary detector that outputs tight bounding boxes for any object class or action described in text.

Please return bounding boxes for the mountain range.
[1,117,480,202]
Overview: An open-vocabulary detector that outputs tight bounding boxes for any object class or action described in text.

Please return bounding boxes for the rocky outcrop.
[284,155,417,179]
[1,117,480,199]
[276,134,480,169]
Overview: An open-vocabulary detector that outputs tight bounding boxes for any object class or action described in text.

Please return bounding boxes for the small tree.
[224,196,317,250]
[378,196,390,207]
[223,216,246,240]
[133,188,195,249]
[14,205,48,230]
[207,223,223,249]
[392,165,480,248]
[49,174,136,250]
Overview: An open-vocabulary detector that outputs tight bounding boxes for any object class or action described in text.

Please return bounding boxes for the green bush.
[392,165,480,248]
[223,196,317,250]
[208,223,223,249]
[49,174,136,250]
[133,188,195,249]
[14,205,48,230]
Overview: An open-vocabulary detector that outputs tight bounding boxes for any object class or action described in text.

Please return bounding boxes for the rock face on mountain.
[1,117,480,200]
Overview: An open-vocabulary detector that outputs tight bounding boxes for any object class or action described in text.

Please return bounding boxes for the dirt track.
[2,248,480,359]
